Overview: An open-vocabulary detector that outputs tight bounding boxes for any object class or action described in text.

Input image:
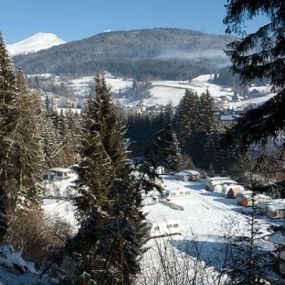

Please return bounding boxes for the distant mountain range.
[7,32,65,56]
[12,28,235,80]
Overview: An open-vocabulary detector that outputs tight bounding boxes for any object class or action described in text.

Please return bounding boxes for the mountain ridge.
[7,32,65,56]
[13,28,235,80]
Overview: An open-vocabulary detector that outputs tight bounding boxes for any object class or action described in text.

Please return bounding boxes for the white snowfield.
[67,75,133,97]
[7,32,65,56]
[144,74,234,107]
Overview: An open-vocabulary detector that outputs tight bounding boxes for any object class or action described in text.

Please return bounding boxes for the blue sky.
[1,0,267,44]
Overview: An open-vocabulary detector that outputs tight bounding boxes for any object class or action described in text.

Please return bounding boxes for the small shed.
[49,167,71,180]
[265,199,285,219]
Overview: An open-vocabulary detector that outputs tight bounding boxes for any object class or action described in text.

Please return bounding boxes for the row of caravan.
[205,177,285,219]
[205,177,244,198]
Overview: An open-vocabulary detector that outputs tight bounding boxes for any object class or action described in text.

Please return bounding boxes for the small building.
[265,199,285,219]
[49,167,71,180]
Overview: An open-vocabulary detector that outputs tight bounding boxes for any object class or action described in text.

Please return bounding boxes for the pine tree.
[174,89,200,151]
[68,74,158,284]
[175,88,215,168]
[11,70,43,211]
[208,163,215,177]
[41,95,60,168]
[223,0,285,145]
[198,89,214,133]
[0,33,18,241]
[150,125,182,172]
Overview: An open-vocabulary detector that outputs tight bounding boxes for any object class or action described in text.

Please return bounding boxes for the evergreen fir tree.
[174,89,200,151]
[223,0,285,145]
[41,95,60,168]
[12,70,43,211]
[208,163,215,177]
[68,74,158,284]
[0,33,18,241]
[150,125,182,172]
[197,89,214,133]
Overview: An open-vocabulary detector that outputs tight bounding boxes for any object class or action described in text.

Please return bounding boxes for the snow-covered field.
[144,175,281,242]
[139,175,284,283]
[41,173,284,283]
[28,71,275,111]
[67,74,133,97]
[144,74,234,107]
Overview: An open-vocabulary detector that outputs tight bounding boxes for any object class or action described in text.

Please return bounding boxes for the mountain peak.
[7,32,65,56]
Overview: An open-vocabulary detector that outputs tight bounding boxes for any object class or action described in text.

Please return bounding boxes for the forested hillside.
[13,28,234,80]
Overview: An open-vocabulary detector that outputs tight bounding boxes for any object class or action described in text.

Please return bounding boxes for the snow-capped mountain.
[7,32,65,56]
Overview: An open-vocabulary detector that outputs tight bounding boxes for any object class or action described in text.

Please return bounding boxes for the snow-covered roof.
[207,177,232,181]
[50,167,70,173]
[210,179,238,186]
[179,169,200,175]
[267,199,285,211]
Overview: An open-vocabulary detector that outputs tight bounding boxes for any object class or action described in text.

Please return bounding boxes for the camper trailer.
[150,220,181,237]
[236,192,271,208]
[205,177,239,193]
[265,199,285,219]
[222,184,245,198]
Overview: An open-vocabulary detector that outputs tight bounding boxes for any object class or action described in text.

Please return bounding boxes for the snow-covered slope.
[0,245,57,285]
[7,33,65,56]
